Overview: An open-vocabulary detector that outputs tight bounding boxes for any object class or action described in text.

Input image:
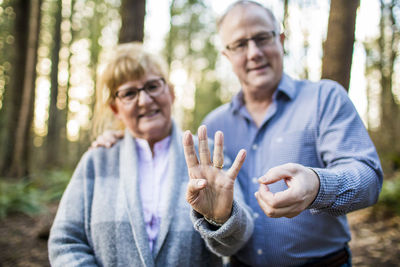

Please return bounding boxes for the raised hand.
[254,163,320,218]
[90,130,124,149]
[183,125,246,224]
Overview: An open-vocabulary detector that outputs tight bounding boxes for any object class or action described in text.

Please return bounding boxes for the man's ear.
[279,33,285,47]
[221,49,230,61]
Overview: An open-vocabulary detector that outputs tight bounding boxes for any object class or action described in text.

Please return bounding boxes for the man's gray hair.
[217,0,281,33]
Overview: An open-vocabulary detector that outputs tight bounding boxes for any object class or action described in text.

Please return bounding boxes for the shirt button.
[252,177,258,184]
[257,249,263,255]
[253,212,259,219]
[252,144,258,150]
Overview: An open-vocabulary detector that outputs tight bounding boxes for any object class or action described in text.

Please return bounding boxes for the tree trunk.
[118,0,146,43]
[377,0,399,173]
[7,0,42,177]
[45,0,63,167]
[321,0,360,91]
[0,0,29,177]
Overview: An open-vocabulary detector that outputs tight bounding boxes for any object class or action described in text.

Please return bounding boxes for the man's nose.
[246,40,263,60]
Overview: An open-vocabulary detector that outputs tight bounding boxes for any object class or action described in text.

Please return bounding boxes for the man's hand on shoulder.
[90,130,124,149]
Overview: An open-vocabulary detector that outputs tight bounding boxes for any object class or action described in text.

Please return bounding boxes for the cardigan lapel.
[120,130,154,267]
[152,123,187,258]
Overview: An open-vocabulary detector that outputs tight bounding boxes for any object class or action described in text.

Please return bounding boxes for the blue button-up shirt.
[203,74,383,266]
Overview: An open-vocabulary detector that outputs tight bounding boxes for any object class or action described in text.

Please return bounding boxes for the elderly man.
[189,1,382,266]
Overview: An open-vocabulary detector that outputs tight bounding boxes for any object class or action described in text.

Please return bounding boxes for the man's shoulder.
[203,102,232,125]
[291,76,347,99]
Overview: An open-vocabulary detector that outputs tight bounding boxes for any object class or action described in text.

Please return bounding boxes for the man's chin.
[248,78,274,89]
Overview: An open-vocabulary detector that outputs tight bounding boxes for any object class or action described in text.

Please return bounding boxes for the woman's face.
[111,73,174,145]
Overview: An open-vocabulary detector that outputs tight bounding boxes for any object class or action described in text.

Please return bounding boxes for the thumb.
[186,179,207,203]
[258,165,293,185]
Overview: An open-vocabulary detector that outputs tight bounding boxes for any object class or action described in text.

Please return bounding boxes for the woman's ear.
[168,84,175,103]
[109,102,120,118]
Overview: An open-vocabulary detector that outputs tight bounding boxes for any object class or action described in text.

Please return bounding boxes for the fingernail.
[183,131,193,145]
[198,180,206,186]
[216,131,223,142]
[198,125,206,138]
[240,149,246,160]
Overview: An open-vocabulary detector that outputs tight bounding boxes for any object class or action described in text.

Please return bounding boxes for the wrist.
[204,216,226,227]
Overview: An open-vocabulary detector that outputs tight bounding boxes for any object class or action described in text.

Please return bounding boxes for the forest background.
[0,0,399,265]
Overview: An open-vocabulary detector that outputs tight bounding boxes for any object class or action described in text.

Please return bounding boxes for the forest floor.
[0,205,399,267]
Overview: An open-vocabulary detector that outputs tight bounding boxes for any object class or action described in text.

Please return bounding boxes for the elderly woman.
[48,42,253,267]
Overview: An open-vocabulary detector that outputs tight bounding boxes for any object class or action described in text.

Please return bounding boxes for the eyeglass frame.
[114,77,167,103]
[225,30,277,54]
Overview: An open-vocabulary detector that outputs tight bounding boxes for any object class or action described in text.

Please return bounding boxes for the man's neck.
[243,88,275,127]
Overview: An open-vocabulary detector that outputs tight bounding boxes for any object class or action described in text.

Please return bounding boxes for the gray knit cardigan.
[48,122,254,267]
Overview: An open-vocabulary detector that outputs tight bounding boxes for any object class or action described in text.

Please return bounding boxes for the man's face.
[220,4,284,95]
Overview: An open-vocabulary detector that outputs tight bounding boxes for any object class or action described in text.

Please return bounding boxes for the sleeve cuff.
[308,167,339,213]
[191,200,244,238]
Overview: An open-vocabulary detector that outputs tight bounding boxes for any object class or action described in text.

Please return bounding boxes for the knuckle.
[265,208,276,217]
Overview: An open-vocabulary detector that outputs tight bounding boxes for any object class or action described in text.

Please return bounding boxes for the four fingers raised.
[183,126,246,181]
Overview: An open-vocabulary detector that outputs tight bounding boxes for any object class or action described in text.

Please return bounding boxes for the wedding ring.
[213,164,224,169]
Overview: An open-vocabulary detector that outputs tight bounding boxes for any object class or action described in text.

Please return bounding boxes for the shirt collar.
[230,73,296,113]
[135,135,171,159]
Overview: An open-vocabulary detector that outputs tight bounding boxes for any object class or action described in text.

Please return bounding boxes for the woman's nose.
[137,90,153,105]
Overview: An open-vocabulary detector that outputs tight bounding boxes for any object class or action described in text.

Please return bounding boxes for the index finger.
[258,165,293,185]
[226,149,246,180]
[183,130,199,169]
[258,184,297,209]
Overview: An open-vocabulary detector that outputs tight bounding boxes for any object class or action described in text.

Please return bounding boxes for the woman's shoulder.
[78,140,123,173]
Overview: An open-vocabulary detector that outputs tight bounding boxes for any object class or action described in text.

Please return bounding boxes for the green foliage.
[0,169,72,219]
[373,172,400,217]
[0,180,43,219]
[164,0,223,131]
[192,79,223,131]
[31,169,72,202]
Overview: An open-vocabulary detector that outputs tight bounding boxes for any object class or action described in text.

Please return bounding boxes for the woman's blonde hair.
[92,42,170,138]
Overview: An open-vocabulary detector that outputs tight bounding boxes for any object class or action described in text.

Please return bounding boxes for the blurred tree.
[46,0,62,167]
[282,0,289,56]
[0,0,14,126]
[0,0,39,177]
[164,0,221,132]
[7,0,42,177]
[321,0,360,90]
[57,0,76,168]
[119,0,146,43]
[366,0,400,175]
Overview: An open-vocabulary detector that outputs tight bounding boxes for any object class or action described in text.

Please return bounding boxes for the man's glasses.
[225,31,277,54]
[115,77,166,104]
